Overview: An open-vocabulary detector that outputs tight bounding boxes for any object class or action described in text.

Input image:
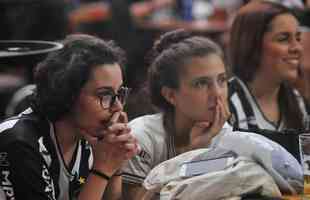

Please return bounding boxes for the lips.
[283,58,300,66]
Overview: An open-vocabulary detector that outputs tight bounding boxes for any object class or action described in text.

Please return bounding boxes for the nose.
[208,83,224,105]
[210,82,223,98]
[110,97,123,112]
[289,38,303,54]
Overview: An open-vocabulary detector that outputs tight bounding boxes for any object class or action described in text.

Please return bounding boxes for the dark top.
[228,76,310,162]
[0,108,92,200]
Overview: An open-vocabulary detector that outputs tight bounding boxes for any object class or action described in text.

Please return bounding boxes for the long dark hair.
[229,1,295,82]
[229,1,305,130]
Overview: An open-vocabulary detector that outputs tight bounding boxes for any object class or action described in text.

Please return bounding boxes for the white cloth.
[144,149,282,200]
[266,0,304,8]
[210,128,303,194]
[0,188,6,200]
[122,114,232,185]
[229,77,309,131]
[122,113,176,184]
[160,158,281,200]
[143,125,303,199]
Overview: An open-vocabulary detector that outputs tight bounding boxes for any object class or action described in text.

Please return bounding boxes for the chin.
[288,74,298,81]
[79,123,102,136]
[283,70,298,82]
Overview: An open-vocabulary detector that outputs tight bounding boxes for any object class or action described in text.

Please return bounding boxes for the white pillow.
[210,130,303,194]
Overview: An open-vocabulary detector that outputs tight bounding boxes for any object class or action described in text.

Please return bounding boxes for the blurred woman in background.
[228,0,309,132]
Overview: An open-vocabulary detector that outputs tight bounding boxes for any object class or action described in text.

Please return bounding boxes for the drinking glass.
[299,133,310,197]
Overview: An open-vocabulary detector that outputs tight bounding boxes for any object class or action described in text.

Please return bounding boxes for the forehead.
[267,13,299,34]
[181,54,226,79]
[84,63,123,90]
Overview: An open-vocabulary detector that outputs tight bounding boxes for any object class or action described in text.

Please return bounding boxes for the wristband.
[91,169,111,181]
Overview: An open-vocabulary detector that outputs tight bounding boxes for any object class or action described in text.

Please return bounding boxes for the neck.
[54,117,79,165]
[248,75,280,103]
[173,112,194,147]
[248,74,282,124]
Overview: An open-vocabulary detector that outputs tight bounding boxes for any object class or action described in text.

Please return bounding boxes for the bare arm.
[103,175,122,200]
[123,183,149,200]
[78,155,123,200]
[78,172,110,200]
[78,112,139,200]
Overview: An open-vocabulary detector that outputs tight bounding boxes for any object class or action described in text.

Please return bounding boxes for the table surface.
[282,195,310,200]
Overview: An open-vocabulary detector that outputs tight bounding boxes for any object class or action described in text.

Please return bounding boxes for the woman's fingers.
[123,143,136,150]
[118,111,128,123]
[107,123,130,134]
[124,142,141,159]
[105,131,135,143]
[108,111,128,125]
[193,121,210,129]
[204,102,224,143]
[111,111,121,123]
[209,103,221,132]
[218,96,230,120]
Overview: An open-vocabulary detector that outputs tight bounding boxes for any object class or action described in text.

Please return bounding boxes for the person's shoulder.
[129,113,166,141]
[130,113,163,123]
[228,76,245,91]
[228,77,253,106]
[228,76,239,84]
[129,113,163,129]
[0,109,49,147]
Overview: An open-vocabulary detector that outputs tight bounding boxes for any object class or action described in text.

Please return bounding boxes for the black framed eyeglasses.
[96,87,131,109]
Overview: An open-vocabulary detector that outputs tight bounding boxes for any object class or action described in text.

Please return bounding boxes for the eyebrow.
[191,72,227,82]
[274,29,301,36]
[96,85,124,92]
[97,86,113,90]
[95,86,114,93]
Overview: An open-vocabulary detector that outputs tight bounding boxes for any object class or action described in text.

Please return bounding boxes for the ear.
[161,86,176,106]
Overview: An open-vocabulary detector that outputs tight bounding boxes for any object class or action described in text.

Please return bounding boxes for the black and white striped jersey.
[228,76,310,131]
[0,108,93,200]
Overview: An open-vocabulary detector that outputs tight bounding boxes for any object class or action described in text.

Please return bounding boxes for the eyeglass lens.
[100,87,130,109]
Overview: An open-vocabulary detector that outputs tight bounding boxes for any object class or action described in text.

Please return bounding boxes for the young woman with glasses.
[0,34,139,200]
[122,29,231,199]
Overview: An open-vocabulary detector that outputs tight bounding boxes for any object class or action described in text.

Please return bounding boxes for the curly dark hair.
[33,34,126,122]
[148,29,225,113]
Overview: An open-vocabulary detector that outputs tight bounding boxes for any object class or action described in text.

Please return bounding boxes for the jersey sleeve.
[122,134,153,185]
[122,118,155,185]
[0,141,56,200]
